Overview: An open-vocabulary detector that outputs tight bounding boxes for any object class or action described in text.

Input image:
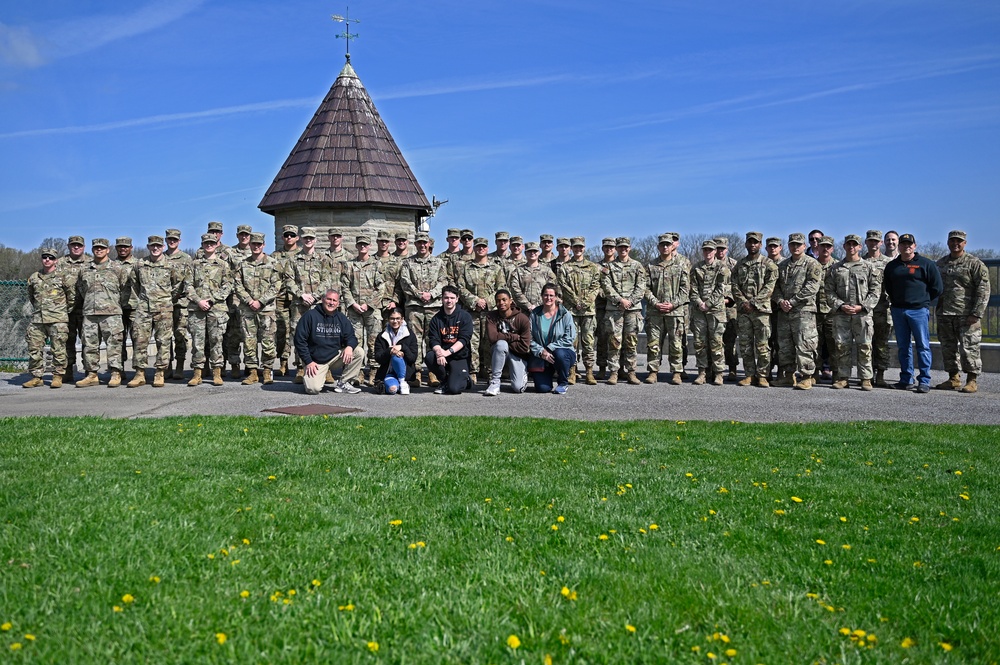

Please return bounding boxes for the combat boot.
[229,363,241,380]
[860,379,874,391]
[108,371,122,388]
[50,374,63,389]
[420,373,433,388]
[597,367,607,381]
[23,377,43,388]
[831,379,848,389]
[935,373,961,390]
[585,368,597,385]
[127,371,146,388]
[188,368,203,386]
[961,373,978,394]
[773,371,794,387]
[568,366,577,385]
[644,371,658,384]
[279,359,288,376]
[671,372,683,385]
[692,371,706,385]
[171,356,186,381]
[756,374,770,388]
[293,369,304,384]
[163,364,173,380]
[606,372,618,385]
[469,372,478,385]
[794,376,813,390]
[152,370,165,387]
[727,367,738,382]
[212,367,224,386]
[76,372,99,388]
[325,369,335,384]
[62,368,76,384]
[262,369,273,385]
[242,369,259,385]
[627,371,641,385]
[874,369,889,388]
[712,373,724,386]
[736,376,753,387]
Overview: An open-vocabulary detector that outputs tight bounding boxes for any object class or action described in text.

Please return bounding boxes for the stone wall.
[270,207,424,250]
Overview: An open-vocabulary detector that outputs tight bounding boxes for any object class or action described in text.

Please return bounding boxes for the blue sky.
[2,0,999,253]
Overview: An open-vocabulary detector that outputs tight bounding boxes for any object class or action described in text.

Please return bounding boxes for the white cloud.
[0,23,45,68]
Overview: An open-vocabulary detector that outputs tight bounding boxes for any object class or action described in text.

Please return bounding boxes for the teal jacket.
[529,304,576,357]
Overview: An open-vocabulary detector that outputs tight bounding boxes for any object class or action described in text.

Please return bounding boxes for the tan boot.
[671,372,683,385]
[692,371,706,385]
[242,369,259,385]
[794,376,813,390]
[712,373,724,386]
[627,371,641,385]
[737,376,753,387]
[427,372,438,387]
[152,370,165,388]
[567,366,577,385]
[262,369,273,385]
[773,371,794,387]
[860,379,874,391]
[108,371,122,388]
[325,369,335,384]
[831,379,848,389]
[213,367,224,386]
[874,369,889,388]
[293,369,304,384]
[585,369,597,385]
[935,373,961,390]
[188,368,203,386]
[607,372,618,385]
[76,372,100,388]
[756,374,770,388]
[127,371,146,388]
[961,373,978,394]
[644,371,658,384]
[50,373,63,389]
[23,377,43,388]
[229,364,242,380]
[469,372,478,385]
[279,359,288,376]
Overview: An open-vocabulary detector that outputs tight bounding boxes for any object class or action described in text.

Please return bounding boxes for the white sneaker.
[433,387,444,395]
[399,381,410,395]
[484,382,500,397]
[335,381,361,394]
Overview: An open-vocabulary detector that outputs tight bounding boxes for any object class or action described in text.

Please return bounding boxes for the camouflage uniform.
[689,258,729,375]
[601,254,647,374]
[270,243,300,370]
[558,258,602,370]
[774,253,822,377]
[78,258,130,373]
[286,251,335,368]
[26,266,76,379]
[936,251,990,375]
[731,249,778,378]
[132,255,185,371]
[511,262,556,313]
[825,257,881,381]
[341,255,386,370]
[814,254,838,377]
[186,254,233,369]
[235,253,282,370]
[164,243,193,373]
[224,243,253,369]
[644,253,690,375]
[864,251,894,375]
[115,251,139,368]
[376,253,404,313]
[720,253,740,375]
[399,253,448,373]
[595,244,615,374]
[456,257,505,376]
[57,249,89,375]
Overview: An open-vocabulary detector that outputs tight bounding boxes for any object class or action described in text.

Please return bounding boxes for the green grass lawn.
[1,417,997,663]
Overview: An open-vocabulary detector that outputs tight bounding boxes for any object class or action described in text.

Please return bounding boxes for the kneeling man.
[293,289,364,395]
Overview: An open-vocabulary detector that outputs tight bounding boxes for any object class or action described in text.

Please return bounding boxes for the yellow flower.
[122,594,134,604]
[311,579,322,587]
[824,559,833,565]
[389,519,402,526]
[791,496,803,503]
[599,534,609,540]
[505,536,514,542]
[940,642,952,652]
[842,544,851,550]
[959,493,970,500]
[416,541,426,548]
[639,528,647,534]
[685,473,693,478]
[816,539,826,545]
[725,648,737,657]
[551,525,559,531]
[718,487,729,494]
[230,559,240,566]
[544,655,553,665]
[910,516,919,522]
[267,475,276,481]
[408,543,417,549]
[625,624,636,633]
[113,606,122,613]
[242,538,250,545]
[557,515,565,522]
[706,653,716,660]
[1,622,11,631]
[649,524,659,530]
[216,633,227,645]
[839,627,851,635]
[367,641,379,652]
[338,603,355,611]
[506,634,521,649]
[691,645,700,652]
[484,498,492,503]
[23,634,35,641]
[901,637,915,648]
[10,643,22,651]
[774,509,786,515]
[240,590,250,598]
[288,589,296,596]
[839,516,847,522]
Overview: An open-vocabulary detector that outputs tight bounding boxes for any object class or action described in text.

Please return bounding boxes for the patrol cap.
[602,237,616,248]
[702,240,718,250]
[376,230,392,240]
[165,229,181,240]
[147,235,165,246]
[509,236,523,245]
[115,236,132,247]
[282,225,299,235]
[250,233,266,244]
[92,238,109,248]
[745,231,763,242]
[948,230,967,241]
[669,232,680,242]
[766,237,782,247]
[714,237,729,248]
[556,237,571,247]
[200,233,216,244]
[658,233,673,244]
[474,237,489,248]
[395,231,409,241]
[616,236,631,247]
[865,229,882,241]
[446,228,461,239]
[787,232,806,245]
[540,234,554,242]
[460,229,474,239]
[68,235,85,246]
[898,233,916,245]
[41,247,58,259]
[236,225,252,235]
[207,221,223,232]
[495,231,510,241]
[819,236,835,246]
[524,241,540,252]
[356,234,372,245]
[300,227,317,238]
[415,232,430,242]
[571,236,586,247]
[844,234,863,245]
[327,228,343,237]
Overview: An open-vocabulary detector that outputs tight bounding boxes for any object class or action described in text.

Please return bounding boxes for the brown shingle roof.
[259,60,431,215]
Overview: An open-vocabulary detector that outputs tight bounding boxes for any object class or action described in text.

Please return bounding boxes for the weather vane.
[331,8,360,62]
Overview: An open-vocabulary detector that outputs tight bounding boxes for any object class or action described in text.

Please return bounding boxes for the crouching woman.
[373,308,417,394]
[529,284,577,394]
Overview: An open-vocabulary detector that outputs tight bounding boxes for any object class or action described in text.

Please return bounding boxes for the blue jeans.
[383,355,407,394]
[891,307,932,386]
[533,348,576,392]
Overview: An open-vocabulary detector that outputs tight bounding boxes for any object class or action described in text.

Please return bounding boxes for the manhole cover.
[263,404,363,416]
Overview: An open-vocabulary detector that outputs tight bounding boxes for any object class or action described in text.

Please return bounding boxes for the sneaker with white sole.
[399,381,410,395]
[484,382,500,397]
[334,381,361,394]
[553,384,568,395]
[433,387,444,395]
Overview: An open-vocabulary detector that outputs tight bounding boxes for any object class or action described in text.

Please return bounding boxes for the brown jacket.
[486,306,532,359]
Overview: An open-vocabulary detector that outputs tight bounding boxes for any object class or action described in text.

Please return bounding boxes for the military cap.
[460,229,474,239]
[658,233,673,244]
[165,229,182,240]
[356,234,372,245]
[236,224,252,235]
[68,235,85,246]
[376,230,392,240]
[327,228,343,237]
[495,231,510,241]
[282,224,299,235]
[602,237,616,247]
[510,236,524,245]
[745,231,763,242]
[669,232,680,242]
[540,234,555,242]
[147,235,165,246]
[819,236,835,246]
[300,227,318,238]
[702,239,718,250]
[115,236,132,247]
[948,230,967,241]
[40,247,58,258]
[200,234,216,244]
[207,221,223,232]
[446,228,461,239]
[571,236,586,247]
[395,231,409,241]
[765,237,782,247]
[415,232,430,242]
[865,229,882,241]
[474,237,489,248]
[92,238,109,248]
[524,241,540,252]
[844,234,863,245]
[787,232,806,245]
[616,236,631,247]
[714,237,729,248]
[250,232,266,244]
[898,233,916,245]
[556,237,571,247]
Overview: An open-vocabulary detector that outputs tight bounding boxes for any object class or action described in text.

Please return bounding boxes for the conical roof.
[259,59,431,215]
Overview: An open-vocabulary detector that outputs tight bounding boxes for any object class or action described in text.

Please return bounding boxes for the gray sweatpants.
[489,340,528,393]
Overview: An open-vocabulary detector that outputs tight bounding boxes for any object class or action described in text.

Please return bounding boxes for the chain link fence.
[0,280,30,370]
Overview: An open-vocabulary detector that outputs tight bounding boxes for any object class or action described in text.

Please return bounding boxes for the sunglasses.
[283,233,298,238]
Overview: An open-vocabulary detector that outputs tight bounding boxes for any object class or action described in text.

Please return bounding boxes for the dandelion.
[230,560,240,566]
[625,624,636,633]
[557,515,565,522]
[311,579,322,587]
[484,498,492,503]
[216,633,227,645]
[706,652,716,660]
[149,575,160,584]
[649,524,659,530]
[791,496,803,503]
[506,634,521,649]
[551,525,559,531]
[940,642,953,651]
[10,643,22,651]
[505,536,514,542]
[408,543,417,549]
[242,538,250,545]
[240,590,250,599]
[559,632,570,645]
[725,648,737,657]
[910,516,920,522]
[599,534,609,541]
[914,561,923,568]
[824,560,833,565]
[544,655,553,665]
[339,604,355,611]
[23,634,34,641]
[816,539,826,545]
[113,606,123,613]
[718,487,729,494]
[416,541,426,548]
[639,528,647,534]
[1,622,11,631]
[842,544,851,550]
[774,509,786,515]
[122,594,134,604]
[901,637,915,648]
[685,473,693,478]
[959,493,970,500]
[389,519,402,526]
[839,627,851,635]
[560,586,578,601]
[840,516,847,522]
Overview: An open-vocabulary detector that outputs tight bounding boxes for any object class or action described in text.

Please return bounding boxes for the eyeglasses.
[388,317,403,321]
[283,233,298,238]
[41,255,56,260]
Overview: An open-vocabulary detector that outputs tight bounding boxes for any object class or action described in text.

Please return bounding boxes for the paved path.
[2,363,998,423]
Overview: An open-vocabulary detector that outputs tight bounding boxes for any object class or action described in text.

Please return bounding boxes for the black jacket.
[884,253,943,310]
[373,323,418,382]
[293,303,358,365]
[427,306,474,360]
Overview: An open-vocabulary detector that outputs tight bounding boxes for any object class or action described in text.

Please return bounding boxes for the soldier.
[511,241,557,313]
[326,228,354,263]
[764,236,784,378]
[223,224,253,378]
[456,237,505,383]
[23,248,75,388]
[186,233,233,387]
[399,232,448,386]
[341,234,385,385]
[197,221,232,260]
[595,237,617,379]
[164,229,192,380]
[774,232,822,389]
[550,237,572,274]
[863,230,894,387]
[934,230,990,393]
[715,237,740,381]
[825,234,880,390]
[731,232,778,387]
[235,232,281,385]
[535,234,553,263]
[489,231,511,263]
[669,231,693,369]
[689,239,729,385]
[128,235,184,388]
[445,229,475,286]
[76,238,129,388]
[507,236,525,268]
[231,225,254,263]
[557,237,601,385]
[114,237,139,371]
[601,237,647,385]
[375,230,404,319]
[271,224,301,376]
[437,228,462,262]
[286,228,335,384]
[644,233,690,385]
[58,235,89,383]
[813,236,838,382]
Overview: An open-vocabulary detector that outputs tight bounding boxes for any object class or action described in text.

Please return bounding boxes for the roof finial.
[331,8,360,63]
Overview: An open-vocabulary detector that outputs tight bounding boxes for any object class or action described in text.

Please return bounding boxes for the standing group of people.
[23,223,990,396]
